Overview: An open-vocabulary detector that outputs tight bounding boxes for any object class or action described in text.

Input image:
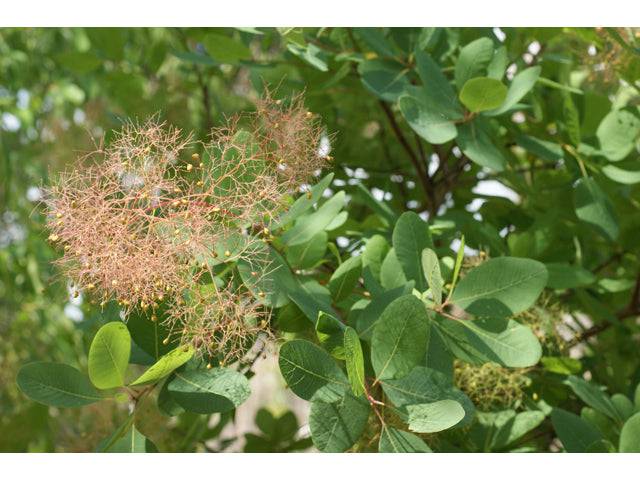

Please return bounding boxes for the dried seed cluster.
[44,94,329,363]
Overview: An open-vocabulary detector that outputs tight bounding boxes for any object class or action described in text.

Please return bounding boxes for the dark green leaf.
[17,362,102,408]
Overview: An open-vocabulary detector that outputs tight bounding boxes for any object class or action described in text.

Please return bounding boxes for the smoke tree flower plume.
[43,93,329,364]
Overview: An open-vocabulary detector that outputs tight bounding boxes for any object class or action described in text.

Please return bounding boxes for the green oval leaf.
[371,295,430,381]
[167,368,250,414]
[596,109,640,161]
[399,94,459,145]
[380,366,475,427]
[17,362,102,407]
[328,255,362,303]
[620,412,640,452]
[450,257,548,316]
[278,339,349,402]
[406,399,466,433]
[454,37,495,89]
[309,392,370,452]
[456,120,506,171]
[88,322,131,389]
[459,77,508,113]
[437,316,542,368]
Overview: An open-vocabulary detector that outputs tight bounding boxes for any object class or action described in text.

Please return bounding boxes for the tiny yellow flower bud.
[71,200,77,208]
[206,363,212,369]
[258,291,265,298]
[224,250,231,257]
[86,283,95,290]
[191,153,200,161]
[111,279,118,286]
[48,234,59,242]
[306,191,312,199]
[151,314,157,322]
[262,227,270,235]
[199,162,204,168]
[56,212,63,219]
[251,271,258,277]
[306,111,313,118]
[162,337,170,345]
[197,180,204,186]
[212,206,221,213]
[363,291,371,298]
[186,163,193,172]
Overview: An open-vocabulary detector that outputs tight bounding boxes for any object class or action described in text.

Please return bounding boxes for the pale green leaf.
[88,322,131,389]
[344,327,365,397]
[459,77,508,113]
[406,399,465,433]
[130,346,194,386]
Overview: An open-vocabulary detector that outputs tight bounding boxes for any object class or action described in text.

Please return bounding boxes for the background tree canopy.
[1,27,640,453]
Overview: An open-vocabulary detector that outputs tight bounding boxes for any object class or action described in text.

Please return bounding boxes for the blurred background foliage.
[1,27,640,452]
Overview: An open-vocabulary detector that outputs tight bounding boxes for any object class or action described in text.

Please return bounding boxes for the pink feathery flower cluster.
[44,93,329,363]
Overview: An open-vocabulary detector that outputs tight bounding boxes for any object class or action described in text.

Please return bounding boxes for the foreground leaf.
[309,392,370,452]
[371,295,430,381]
[343,327,366,396]
[17,362,102,407]
[406,399,466,433]
[167,368,250,414]
[459,77,507,113]
[88,322,131,389]
[130,346,194,386]
[450,257,548,317]
[437,316,542,368]
[620,412,640,452]
[279,339,349,402]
